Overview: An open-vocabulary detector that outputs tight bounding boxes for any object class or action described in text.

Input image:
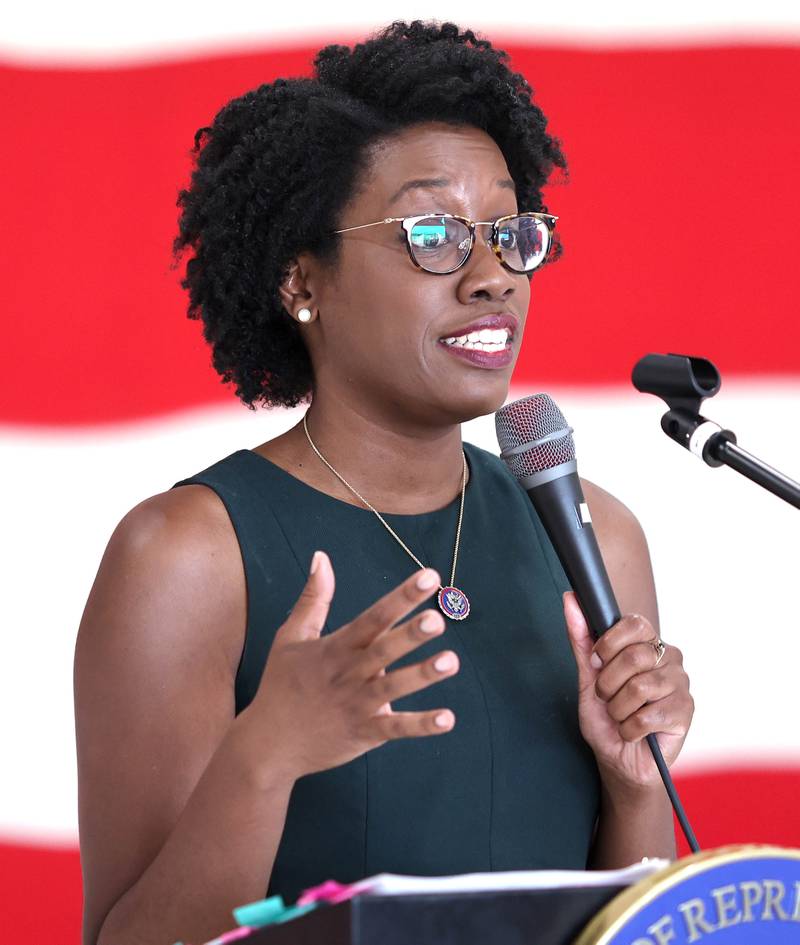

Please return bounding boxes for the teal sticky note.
[233,894,285,927]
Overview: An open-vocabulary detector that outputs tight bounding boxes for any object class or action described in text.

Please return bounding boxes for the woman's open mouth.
[438,325,514,368]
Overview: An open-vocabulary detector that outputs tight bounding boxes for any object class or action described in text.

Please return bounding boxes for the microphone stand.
[713,438,800,508]
[633,354,800,510]
[629,353,799,852]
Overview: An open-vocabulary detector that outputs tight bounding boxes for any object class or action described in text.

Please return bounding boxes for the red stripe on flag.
[673,766,800,856]
[2,43,799,425]
[0,839,82,942]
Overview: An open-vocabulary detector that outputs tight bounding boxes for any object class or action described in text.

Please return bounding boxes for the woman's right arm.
[75,486,297,945]
[75,487,457,945]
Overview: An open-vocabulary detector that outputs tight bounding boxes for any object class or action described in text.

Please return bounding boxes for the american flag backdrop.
[2,3,800,940]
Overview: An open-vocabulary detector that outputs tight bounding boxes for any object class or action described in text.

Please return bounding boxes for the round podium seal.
[575,845,800,944]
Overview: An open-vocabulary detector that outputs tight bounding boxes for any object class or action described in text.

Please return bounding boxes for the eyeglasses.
[333,211,557,275]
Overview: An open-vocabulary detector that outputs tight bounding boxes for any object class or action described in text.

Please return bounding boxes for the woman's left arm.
[565,480,694,868]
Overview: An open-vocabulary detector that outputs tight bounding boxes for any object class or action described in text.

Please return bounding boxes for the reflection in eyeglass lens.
[409,217,471,272]
[498,217,547,272]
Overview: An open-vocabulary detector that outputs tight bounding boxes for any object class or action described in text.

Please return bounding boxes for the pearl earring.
[297,307,313,323]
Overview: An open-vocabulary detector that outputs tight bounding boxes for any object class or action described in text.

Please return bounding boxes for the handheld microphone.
[495,393,699,853]
[495,394,618,635]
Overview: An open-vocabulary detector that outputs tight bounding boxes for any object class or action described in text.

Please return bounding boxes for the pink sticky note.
[297,878,376,906]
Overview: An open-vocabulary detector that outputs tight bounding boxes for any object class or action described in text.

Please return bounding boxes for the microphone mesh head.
[495,393,576,481]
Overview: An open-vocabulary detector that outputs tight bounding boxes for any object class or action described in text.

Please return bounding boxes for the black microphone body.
[526,471,620,638]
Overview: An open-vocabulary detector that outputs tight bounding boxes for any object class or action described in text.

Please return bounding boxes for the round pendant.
[437,586,470,621]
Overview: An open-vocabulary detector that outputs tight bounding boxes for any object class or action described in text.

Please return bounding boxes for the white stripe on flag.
[3,2,800,62]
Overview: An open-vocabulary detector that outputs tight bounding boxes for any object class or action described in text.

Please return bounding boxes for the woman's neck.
[255,395,469,515]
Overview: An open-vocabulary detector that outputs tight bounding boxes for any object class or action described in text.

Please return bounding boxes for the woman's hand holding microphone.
[563,591,694,793]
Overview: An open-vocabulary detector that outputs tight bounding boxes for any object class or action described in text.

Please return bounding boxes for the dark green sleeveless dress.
[172,441,599,902]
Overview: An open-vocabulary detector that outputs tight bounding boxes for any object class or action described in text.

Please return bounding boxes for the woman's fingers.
[364,649,460,708]
[592,613,656,664]
[335,568,441,651]
[279,550,336,642]
[369,708,456,742]
[591,612,679,704]
[351,609,445,680]
[562,592,597,693]
[590,610,692,737]
[594,642,677,702]
[604,665,681,722]
[617,692,693,743]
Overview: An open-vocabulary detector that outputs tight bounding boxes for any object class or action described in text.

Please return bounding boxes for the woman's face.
[305,122,534,428]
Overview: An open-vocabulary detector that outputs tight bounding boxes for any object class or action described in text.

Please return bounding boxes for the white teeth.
[441,328,511,349]
[441,328,511,353]
[441,339,507,352]
[469,342,505,352]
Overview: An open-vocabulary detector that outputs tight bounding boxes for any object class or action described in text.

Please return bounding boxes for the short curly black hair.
[172,20,566,409]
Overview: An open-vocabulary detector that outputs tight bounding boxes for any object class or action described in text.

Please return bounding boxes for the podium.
[240,884,627,945]
[221,847,800,945]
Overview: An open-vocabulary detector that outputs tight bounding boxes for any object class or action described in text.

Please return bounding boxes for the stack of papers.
[355,859,669,896]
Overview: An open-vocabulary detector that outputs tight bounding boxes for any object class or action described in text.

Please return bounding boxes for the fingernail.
[310,551,322,575]
[434,653,456,673]
[416,569,439,590]
[590,652,603,669]
[434,711,454,729]
[420,612,441,633]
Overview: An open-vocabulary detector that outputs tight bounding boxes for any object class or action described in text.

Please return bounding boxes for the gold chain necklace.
[302,413,470,621]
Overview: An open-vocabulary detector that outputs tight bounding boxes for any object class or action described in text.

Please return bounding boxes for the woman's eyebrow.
[388,176,516,204]
[388,178,450,203]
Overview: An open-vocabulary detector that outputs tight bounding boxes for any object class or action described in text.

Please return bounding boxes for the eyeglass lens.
[407,215,550,274]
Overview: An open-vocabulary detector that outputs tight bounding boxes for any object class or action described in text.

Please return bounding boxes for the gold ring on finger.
[651,639,666,666]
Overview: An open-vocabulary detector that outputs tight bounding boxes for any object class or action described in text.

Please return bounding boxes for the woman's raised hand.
[242,550,459,781]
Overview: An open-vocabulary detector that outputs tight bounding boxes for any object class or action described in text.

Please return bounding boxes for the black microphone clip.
[633,353,800,509]
[632,353,735,467]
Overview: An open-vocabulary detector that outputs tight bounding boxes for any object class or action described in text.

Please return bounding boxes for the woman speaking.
[74,21,694,945]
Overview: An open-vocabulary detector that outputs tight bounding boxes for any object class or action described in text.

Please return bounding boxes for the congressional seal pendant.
[438,586,470,621]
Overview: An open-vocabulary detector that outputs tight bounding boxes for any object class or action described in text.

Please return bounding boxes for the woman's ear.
[278,255,317,323]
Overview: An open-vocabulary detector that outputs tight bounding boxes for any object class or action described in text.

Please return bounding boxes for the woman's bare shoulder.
[78,482,247,683]
[580,479,644,541]
[121,482,237,549]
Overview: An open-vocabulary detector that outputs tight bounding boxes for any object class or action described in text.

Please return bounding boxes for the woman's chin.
[441,379,514,425]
